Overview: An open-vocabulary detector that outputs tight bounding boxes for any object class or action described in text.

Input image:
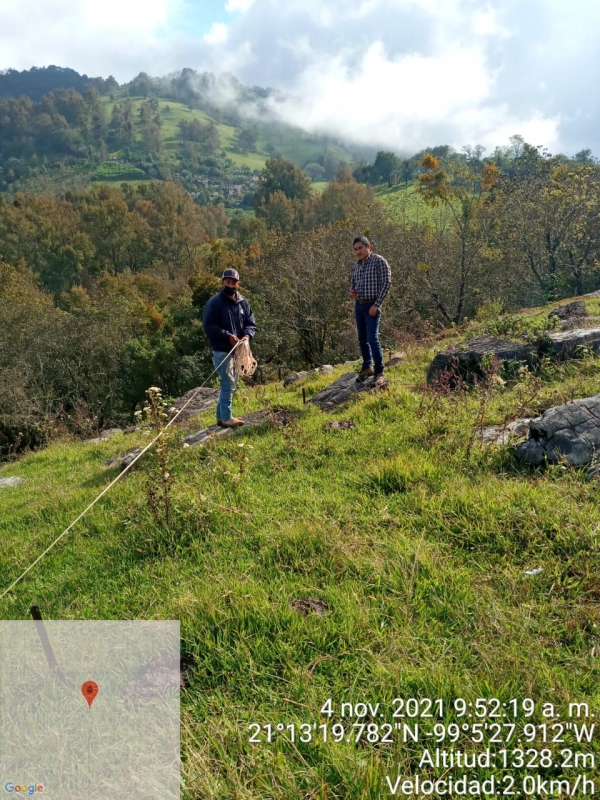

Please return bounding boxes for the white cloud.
[204,22,229,44]
[225,0,255,12]
[0,0,598,154]
[82,0,171,33]
[261,40,556,154]
[0,0,180,78]
[471,6,512,38]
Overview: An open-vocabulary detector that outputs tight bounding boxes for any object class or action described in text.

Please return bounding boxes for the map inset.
[0,620,180,799]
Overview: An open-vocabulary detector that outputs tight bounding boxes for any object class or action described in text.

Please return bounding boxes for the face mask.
[223,285,237,297]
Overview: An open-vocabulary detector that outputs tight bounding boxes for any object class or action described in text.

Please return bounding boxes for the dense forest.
[2,67,600,458]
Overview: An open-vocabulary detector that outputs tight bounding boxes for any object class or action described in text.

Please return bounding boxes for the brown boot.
[356,366,374,383]
[373,372,386,388]
[221,417,245,428]
[216,419,224,427]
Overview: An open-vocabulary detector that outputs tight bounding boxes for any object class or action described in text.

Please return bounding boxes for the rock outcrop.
[549,300,588,321]
[309,372,386,411]
[516,394,600,466]
[168,387,219,422]
[544,327,600,357]
[427,336,537,385]
[428,328,600,384]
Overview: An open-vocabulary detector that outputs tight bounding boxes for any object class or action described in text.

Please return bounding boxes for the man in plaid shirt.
[350,236,391,386]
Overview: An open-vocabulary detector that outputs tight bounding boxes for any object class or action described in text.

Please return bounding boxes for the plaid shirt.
[350,252,392,309]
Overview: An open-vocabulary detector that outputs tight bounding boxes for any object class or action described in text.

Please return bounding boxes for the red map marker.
[81,680,99,708]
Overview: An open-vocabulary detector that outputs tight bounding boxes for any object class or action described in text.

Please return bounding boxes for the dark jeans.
[354,302,384,374]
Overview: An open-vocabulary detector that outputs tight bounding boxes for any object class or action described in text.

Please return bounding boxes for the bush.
[93,162,146,181]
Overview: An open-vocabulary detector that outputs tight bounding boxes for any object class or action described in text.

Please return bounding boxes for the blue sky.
[169,0,231,38]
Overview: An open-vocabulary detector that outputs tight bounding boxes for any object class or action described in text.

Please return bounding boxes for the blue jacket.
[202,290,257,353]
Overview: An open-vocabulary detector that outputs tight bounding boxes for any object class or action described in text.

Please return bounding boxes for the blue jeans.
[354,302,384,374]
[212,351,238,421]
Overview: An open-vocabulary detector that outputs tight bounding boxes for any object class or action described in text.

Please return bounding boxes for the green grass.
[376,183,457,226]
[311,181,329,194]
[1,321,599,797]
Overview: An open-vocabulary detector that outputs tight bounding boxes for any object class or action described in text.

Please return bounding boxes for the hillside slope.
[1,306,599,798]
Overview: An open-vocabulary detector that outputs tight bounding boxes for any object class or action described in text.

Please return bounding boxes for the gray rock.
[428,327,600,385]
[283,371,309,387]
[385,352,406,368]
[427,335,537,385]
[479,418,531,445]
[104,447,144,471]
[309,371,386,411]
[545,327,600,357]
[168,387,219,422]
[183,409,293,447]
[559,316,600,330]
[516,394,600,466]
[549,300,588,320]
[85,428,123,444]
[283,365,334,387]
[0,477,27,488]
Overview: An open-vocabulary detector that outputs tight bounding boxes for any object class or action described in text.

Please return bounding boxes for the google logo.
[4,784,44,794]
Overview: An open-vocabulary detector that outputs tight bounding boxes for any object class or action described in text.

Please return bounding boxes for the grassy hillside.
[1,300,599,798]
[376,183,456,225]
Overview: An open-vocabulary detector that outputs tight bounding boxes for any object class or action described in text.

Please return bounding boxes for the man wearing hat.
[202,269,257,427]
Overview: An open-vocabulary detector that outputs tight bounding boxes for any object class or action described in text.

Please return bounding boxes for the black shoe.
[356,367,374,383]
[216,419,224,427]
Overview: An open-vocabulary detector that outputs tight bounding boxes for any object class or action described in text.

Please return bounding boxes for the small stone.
[324,420,356,430]
[289,598,329,616]
[104,447,144,471]
[283,371,309,387]
[0,477,27,488]
[85,428,123,444]
[385,352,406,368]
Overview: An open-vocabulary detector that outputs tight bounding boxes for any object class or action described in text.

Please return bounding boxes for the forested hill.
[0,66,357,200]
[0,65,109,101]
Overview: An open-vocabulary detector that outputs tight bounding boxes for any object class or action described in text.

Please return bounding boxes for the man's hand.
[229,334,240,346]
[350,289,358,298]
[369,305,380,317]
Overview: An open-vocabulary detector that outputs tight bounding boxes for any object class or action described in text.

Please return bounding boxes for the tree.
[494,161,600,298]
[304,162,325,182]
[236,127,258,153]
[372,151,403,187]
[335,165,354,183]
[413,154,500,324]
[254,157,312,207]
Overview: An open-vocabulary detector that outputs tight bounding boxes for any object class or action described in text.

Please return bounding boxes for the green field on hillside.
[104,96,353,173]
[376,183,458,225]
[1,298,599,798]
